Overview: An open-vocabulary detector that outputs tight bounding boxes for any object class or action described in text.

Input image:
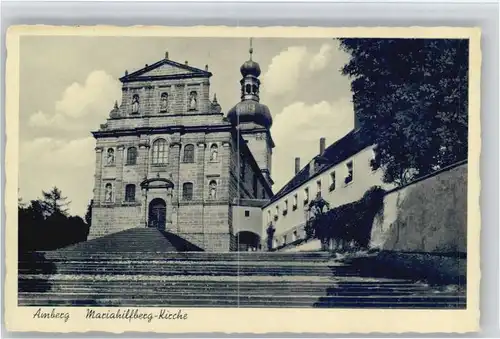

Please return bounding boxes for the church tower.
[227,39,275,186]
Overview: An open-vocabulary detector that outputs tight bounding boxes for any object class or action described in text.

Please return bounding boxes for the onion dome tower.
[228,38,275,186]
[227,40,273,129]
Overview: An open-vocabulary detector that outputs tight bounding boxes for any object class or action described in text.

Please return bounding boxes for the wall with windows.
[262,145,393,250]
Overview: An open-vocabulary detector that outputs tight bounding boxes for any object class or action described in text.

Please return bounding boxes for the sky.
[19,36,355,217]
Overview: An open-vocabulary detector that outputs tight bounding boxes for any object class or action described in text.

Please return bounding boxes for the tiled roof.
[268,128,375,205]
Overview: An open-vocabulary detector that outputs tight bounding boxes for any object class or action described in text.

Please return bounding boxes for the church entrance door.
[148,198,166,230]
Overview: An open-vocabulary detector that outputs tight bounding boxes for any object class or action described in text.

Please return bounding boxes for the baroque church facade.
[89,48,274,252]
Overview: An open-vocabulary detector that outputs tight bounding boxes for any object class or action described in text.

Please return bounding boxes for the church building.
[89,46,274,252]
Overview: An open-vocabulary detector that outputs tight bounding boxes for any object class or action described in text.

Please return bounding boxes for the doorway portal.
[148,198,166,230]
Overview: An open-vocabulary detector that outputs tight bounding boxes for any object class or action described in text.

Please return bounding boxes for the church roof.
[120,57,212,83]
[267,128,375,205]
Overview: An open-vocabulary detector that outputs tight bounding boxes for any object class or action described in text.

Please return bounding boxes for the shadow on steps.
[18,251,56,293]
[159,231,204,252]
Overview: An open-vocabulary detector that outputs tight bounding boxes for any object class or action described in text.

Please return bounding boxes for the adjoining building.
[261,129,395,251]
[89,47,274,252]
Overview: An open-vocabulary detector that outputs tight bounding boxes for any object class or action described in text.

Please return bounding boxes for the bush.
[308,186,385,249]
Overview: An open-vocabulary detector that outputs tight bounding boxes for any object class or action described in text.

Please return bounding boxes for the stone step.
[19,267,336,276]
[18,295,466,309]
[17,286,463,296]
[33,252,332,262]
[18,279,422,287]
[19,292,466,302]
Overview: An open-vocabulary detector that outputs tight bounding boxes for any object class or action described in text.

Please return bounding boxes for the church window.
[182,183,193,201]
[152,139,167,165]
[345,161,353,185]
[183,144,195,163]
[126,147,137,165]
[125,184,136,202]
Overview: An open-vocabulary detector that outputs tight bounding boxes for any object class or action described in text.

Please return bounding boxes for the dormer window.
[345,161,353,185]
[329,171,336,191]
[370,147,380,171]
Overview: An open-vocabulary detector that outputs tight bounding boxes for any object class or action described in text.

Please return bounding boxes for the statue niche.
[189,91,197,111]
[209,180,217,200]
[104,183,113,202]
[131,94,140,114]
[106,148,115,166]
[160,92,169,112]
[210,144,218,162]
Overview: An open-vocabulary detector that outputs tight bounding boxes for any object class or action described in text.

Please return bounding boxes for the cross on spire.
[249,37,254,60]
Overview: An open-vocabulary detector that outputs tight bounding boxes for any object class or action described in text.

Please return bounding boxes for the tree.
[338,38,468,186]
[40,186,70,216]
[84,199,93,226]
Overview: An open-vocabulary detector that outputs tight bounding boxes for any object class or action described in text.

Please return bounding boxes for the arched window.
[152,139,167,165]
[182,183,193,201]
[126,147,137,165]
[125,184,136,202]
[245,84,251,94]
[183,144,195,163]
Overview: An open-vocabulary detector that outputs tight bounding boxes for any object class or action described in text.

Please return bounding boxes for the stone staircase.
[18,229,466,309]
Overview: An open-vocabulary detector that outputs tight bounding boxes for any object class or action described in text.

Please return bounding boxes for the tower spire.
[249,37,253,61]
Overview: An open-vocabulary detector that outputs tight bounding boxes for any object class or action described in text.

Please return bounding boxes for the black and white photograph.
[5,25,481,333]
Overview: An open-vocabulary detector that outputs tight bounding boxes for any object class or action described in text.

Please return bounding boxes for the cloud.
[19,137,96,216]
[28,70,121,130]
[262,43,335,97]
[308,44,334,72]
[270,98,355,191]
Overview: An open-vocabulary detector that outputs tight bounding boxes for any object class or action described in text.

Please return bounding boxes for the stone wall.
[89,205,143,239]
[369,162,467,254]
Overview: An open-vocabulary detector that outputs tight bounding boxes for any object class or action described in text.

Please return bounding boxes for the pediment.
[120,59,212,82]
